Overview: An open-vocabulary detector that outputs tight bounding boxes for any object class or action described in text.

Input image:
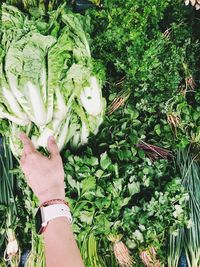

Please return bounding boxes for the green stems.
[168,147,200,267]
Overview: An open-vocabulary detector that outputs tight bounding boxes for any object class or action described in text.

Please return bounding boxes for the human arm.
[19,133,85,267]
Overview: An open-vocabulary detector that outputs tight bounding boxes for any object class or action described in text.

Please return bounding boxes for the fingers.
[19,133,60,160]
[20,151,26,164]
[47,136,60,158]
[19,132,36,156]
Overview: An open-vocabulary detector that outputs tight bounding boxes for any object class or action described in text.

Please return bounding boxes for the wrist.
[40,199,69,207]
[35,200,72,235]
[38,185,65,204]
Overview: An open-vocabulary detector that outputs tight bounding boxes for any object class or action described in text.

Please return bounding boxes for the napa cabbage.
[0,4,106,157]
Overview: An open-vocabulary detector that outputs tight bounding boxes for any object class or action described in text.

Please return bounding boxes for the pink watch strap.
[41,199,70,207]
[41,204,72,226]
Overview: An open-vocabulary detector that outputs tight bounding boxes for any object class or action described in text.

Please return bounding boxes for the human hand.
[19,133,65,204]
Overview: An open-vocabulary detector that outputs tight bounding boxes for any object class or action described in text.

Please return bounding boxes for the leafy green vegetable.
[0,138,19,264]
[1,1,200,266]
[87,0,200,150]
[168,148,200,267]
[63,107,189,265]
[0,4,106,157]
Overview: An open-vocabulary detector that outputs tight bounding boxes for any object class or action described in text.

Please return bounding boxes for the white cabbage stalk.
[0,104,28,126]
[67,121,80,145]
[72,131,81,147]
[36,127,55,148]
[41,61,55,125]
[53,87,68,120]
[26,81,47,126]
[2,86,29,123]
[45,65,54,124]
[7,74,36,123]
[37,118,62,148]
[80,76,103,116]
[46,86,54,124]
[80,121,89,145]
[57,116,71,151]
[40,62,47,104]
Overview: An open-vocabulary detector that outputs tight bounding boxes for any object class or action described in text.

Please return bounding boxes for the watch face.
[35,208,42,234]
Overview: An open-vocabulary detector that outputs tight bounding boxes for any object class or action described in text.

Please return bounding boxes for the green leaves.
[1,1,199,266]
[62,100,189,265]
[100,152,111,170]
[82,177,96,193]
[128,181,140,196]
[1,4,106,157]
[0,138,18,253]
[168,148,200,267]
[80,211,94,225]
[87,0,200,155]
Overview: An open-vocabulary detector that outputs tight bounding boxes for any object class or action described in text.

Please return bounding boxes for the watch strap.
[41,204,72,227]
[41,199,69,207]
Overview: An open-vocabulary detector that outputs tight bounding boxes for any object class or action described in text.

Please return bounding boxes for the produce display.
[0,3,105,157]
[0,0,200,267]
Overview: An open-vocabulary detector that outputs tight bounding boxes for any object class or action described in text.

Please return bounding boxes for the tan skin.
[19,133,85,267]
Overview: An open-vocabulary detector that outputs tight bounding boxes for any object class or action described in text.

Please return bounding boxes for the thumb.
[47,136,60,157]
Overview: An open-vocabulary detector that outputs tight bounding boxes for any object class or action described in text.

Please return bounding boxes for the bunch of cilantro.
[63,105,189,265]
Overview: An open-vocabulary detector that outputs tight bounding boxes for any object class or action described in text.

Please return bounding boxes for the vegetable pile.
[0,4,105,157]
[1,0,200,267]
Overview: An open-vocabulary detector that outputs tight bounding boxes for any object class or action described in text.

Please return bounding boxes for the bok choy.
[0,4,106,157]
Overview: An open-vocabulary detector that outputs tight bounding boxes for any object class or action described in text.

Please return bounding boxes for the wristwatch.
[35,199,72,235]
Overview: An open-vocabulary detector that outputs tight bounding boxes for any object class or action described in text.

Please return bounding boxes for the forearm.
[44,217,85,267]
[19,134,84,266]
